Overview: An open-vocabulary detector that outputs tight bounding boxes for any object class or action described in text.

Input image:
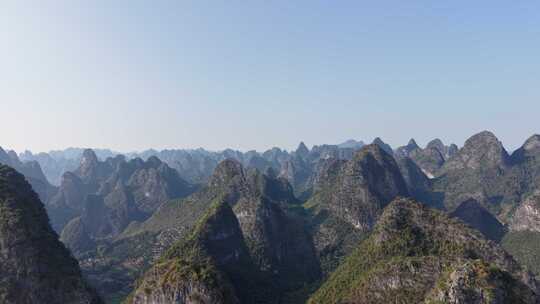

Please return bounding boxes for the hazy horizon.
[4,130,538,156]
[2,2,539,153]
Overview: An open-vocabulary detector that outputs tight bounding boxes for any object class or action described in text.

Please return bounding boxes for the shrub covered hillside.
[125,198,275,304]
[309,198,538,304]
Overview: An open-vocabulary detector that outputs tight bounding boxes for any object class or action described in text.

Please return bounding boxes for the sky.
[1,1,539,153]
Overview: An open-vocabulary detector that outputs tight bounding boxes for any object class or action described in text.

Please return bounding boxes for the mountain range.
[2,131,540,303]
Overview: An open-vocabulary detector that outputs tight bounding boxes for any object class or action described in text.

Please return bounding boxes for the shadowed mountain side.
[0,165,102,304]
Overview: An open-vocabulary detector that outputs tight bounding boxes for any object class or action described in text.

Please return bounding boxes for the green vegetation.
[502,231,540,277]
[126,199,240,303]
[426,260,533,304]
[309,221,457,303]
[308,198,534,304]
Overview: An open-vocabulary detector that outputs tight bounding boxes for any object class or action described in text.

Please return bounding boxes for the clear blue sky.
[1,1,539,153]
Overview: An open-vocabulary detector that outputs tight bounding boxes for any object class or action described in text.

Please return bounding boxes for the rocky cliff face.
[305,144,408,274]
[503,191,540,281]
[425,259,537,304]
[309,198,538,304]
[74,149,115,189]
[47,172,89,231]
[233,168,320,287]
[0,165,102,304]
[511,192,540,232]
[279,155,313,198]
[510,134,540,163]
[309,144,408,232]
[507,135,540,201]
[60,216,95,254]
[182,160,319,288]
[432,131,516,213]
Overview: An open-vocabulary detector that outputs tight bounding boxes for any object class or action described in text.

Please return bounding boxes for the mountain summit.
[443,130,509,171]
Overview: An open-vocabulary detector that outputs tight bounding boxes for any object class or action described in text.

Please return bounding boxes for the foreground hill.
[309,198,538,304]
[126,199,272,304]
[0,165,102,304]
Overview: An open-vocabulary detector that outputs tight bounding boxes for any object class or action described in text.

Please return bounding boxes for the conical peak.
[209,159,245,187]
[426,139,448,155]
[354,143,392,161]
[427,138,444,149]
[446,131,509,169]
[407,138,419,149]
[372,137,393,155]
[81,149,98,166]
[466,131,507,154]
[215,158,244,176]
[296,141,309,155]
[373,137,384,144]
[464,131,500,147]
